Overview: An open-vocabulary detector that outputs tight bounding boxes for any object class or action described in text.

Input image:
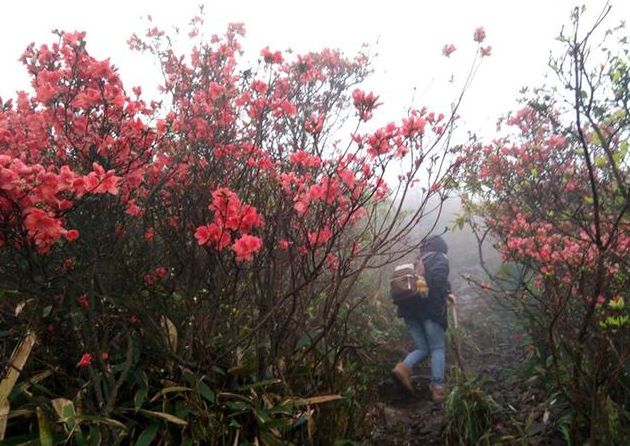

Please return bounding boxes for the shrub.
[0,12,489,445]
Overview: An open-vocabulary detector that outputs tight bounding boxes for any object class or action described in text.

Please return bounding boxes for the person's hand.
[416,277,429,294]
[447,293,457,305]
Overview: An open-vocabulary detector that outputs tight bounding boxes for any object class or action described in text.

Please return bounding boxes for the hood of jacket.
[420,235,448,255]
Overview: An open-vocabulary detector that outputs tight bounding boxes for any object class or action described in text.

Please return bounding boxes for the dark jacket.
[396,235,451,328]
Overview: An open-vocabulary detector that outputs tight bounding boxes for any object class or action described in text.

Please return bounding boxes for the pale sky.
[1,0,628,137]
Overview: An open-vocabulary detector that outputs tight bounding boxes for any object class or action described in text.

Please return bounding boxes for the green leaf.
[74,415,128,431]
[259,430,282,446]
[88,426,101,446]
[133,424,159,446]
[134,388,148,409]
[0,433,38,446]
[237,379,281,391]
[35,407,53,446]
[594,156,606,168]
[42,306,52,317]
[159,386,191,395]
[253,407,271,426]
[261,418,287,430]
[608,296,625,311]
[195,382,215,403]
[267,404,294,416]
[212,366,226,376]
[149,386,190,402]
[226,401,250,412]
[138,409,188,426]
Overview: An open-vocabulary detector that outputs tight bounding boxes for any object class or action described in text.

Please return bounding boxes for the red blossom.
[261,46,284,64]
[144,227,155,242]
[232,234,263,261]
[77,353,92,367]
[195,187,263,251]
[307,227,333,247]
[77,294,89,309]
[290,150,322,168]
[326,253,340,270]
[61,258,74,271]
[65,229,79,242]
[352,89,381,121]
[401,114,426,138]
[474,26,486,43]
[442,44,456,57]
[305,113,325,135]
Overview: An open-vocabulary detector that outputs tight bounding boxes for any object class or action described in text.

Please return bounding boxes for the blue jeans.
[403,318,445,384]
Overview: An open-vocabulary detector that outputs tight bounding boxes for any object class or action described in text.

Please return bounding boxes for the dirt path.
[365,280,541,445]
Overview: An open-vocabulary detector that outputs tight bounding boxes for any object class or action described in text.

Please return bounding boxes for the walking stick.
[449,294,459,330]
[447,293,465,372]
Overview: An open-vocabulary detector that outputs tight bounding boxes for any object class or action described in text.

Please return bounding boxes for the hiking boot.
[391,362,413,393]
[429,383,445,402]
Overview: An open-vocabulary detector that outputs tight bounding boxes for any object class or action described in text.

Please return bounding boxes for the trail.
[364,273,560,445]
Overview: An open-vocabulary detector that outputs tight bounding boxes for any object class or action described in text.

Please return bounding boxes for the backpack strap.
[414,251,435,275]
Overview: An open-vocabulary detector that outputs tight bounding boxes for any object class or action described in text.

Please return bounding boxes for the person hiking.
[392,234,451,401]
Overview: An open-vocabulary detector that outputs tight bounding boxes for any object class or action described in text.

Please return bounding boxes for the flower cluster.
[195,188,263,261]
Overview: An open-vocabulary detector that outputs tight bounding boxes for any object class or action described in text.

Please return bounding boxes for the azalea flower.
[77,353,92,367]
[474,26,486,43]
[442,44,457,57]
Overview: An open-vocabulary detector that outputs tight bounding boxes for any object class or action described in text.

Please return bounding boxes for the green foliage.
[0,269,394,445]
[443,368,500,446]
[1,365,356,445]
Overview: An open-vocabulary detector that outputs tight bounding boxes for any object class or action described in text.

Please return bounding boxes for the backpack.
[390,252,433,305]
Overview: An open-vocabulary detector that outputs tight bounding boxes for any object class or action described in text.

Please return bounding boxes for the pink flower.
[144,228,155,242]
[23,207,65,253]
[195,223,231,250]
[77,353,92,367]
[278,100,297,116]
[442,44,456,57]
[326,253,339,270]
[305,113,324,135]
[125,201,143,217]
[65,229,80,242]
[307,227,333,247]
[77,294,89,309]
[474,27,486,43]
[352,89,381,121]
[195,225,212,246]
[261,46,284,64]
[155,266,168,279]
[479,46,492,57]
[232,234,263,261]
